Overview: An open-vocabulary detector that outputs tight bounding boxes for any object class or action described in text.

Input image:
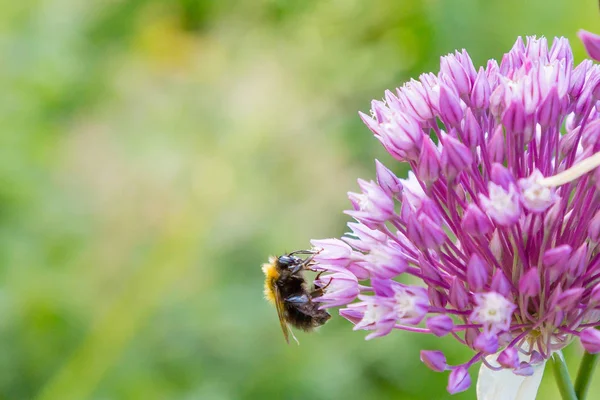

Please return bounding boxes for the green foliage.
[0,0,598,399]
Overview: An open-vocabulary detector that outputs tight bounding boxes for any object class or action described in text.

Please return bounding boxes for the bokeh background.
[1,0,600,399]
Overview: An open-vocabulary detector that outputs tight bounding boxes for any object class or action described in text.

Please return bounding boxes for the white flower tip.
[476,355,546,400]
[539,151,600,187]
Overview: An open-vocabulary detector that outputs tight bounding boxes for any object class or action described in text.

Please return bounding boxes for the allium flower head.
[311,32,600,397]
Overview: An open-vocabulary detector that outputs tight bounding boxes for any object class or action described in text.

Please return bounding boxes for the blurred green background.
[1,0,599,399]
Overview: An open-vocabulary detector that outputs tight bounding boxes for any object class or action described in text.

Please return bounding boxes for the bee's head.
[277,249,319,273]
[277,255,302,268]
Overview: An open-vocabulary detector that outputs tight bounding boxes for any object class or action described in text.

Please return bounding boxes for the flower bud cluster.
[311,33,600,394]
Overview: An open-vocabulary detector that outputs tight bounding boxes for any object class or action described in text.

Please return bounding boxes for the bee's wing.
[273,285,290,344]
[273,283,290,344]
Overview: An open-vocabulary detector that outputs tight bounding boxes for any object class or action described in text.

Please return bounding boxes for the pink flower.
[309,34,600,396]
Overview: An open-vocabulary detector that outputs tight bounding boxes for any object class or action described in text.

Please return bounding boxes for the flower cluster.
[310,32,600,394]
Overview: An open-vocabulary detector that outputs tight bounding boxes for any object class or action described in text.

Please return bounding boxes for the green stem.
[575,351,599,400]
[551,352,578,400]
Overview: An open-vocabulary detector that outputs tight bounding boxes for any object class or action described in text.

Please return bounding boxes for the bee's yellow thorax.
[262,257,279,304]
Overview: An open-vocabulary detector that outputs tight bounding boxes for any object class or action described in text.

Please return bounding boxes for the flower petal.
[579,30,600,62]
[476,356,545,400]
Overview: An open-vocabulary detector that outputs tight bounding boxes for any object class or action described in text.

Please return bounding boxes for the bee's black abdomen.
[284,301,331,331]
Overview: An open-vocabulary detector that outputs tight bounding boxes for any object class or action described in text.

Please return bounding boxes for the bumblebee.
[262,250,331,344]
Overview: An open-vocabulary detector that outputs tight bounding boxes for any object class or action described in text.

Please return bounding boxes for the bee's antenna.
[288,249,317,256]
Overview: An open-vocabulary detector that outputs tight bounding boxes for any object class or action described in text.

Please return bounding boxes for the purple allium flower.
[310,32,600,397]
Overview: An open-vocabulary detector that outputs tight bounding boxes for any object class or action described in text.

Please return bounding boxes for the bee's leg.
[285,294,310,304]
[290,263,304,275]
[287,250,322,274]
[290,256,316,274]
[310,278,333,298]
[320,277,333,290]
[308,271,325,295]
[290,265,302,274]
